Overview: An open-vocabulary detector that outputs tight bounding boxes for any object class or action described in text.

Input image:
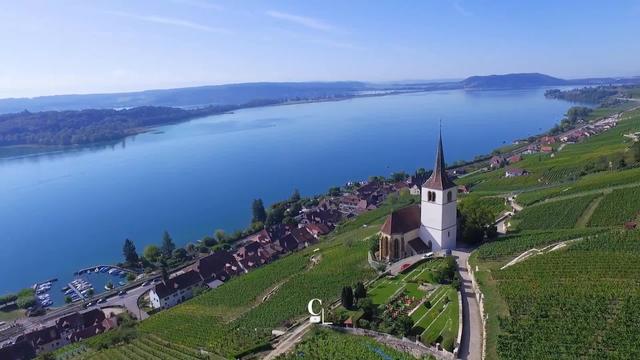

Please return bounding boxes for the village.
[0,110,625,359]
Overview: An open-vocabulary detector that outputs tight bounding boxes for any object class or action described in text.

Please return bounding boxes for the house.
[524,144,539,154]
[338,194,361,215]
[409,184,421,196]
[624,221,637,230]
[541,136,556,145]
[193,249,241,282]
[56,309,106,336]
[505,168,528,177]
[15,325,63,354]
[290,227,316,247]
[149,270,203,309]
[458,185,470,194]
[304,223,330,238]
[452,168,466,176]
[0,340,36,360]
[234,241,268,270]
[508,154,522,164]
[279,233,301,252]
[489,156,504,168]
[541,146,553,153]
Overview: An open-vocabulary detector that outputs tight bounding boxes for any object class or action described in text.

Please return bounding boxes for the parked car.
[118,290,127,296]
[97,298,107,304]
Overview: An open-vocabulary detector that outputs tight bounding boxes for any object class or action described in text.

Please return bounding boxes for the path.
[575,196,603,228]
[264,321,313,360]
[452,249,482,360]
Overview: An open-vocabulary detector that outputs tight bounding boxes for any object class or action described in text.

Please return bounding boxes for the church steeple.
[423,127,456,190]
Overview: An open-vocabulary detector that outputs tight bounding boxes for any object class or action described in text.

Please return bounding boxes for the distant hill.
[462,73,568,89]
[0,82,368,114]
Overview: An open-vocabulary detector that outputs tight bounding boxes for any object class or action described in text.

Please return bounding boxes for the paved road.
[453,249,482,360]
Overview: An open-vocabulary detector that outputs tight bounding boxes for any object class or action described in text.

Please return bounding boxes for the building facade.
[378,132,457,261]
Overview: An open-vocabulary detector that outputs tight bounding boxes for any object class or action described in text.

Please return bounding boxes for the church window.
[427,191,436,202]
[447,191,452,203]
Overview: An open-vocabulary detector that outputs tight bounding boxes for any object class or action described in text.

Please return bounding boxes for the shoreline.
[1,95,635,299]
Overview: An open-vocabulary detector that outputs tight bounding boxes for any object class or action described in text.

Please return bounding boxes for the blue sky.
[1,0,639,97]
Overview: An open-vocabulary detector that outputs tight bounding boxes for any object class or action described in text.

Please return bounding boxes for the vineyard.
[511,194,598,230]
[490,231,640,359]
[588,186,640,226]
[473,228,605,261]
[139,221,380,358]
[56,335,216,360]
[276,328,423,360]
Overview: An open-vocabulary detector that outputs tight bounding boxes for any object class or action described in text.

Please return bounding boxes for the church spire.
[423,125,456,190]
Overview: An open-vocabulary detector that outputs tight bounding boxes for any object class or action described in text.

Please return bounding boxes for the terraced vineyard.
[492,232,640,359]
[474,228,605,261]
[58,335,214,360]
[277,328,422,360]
[588,186,640,226]
[511,194,598,230]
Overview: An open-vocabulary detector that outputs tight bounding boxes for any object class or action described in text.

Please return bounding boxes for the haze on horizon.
[1,0,639,98]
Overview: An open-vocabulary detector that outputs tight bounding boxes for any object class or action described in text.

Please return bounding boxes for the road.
[1,281,154,345]
[453,249,482,360]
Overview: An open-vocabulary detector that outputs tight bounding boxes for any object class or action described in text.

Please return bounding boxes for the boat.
[100,267,109,273]
[118,281,126,286]
[108,269,118,275]
[94,268,100,273]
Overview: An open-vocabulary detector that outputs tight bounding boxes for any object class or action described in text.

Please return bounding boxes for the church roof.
[423,131,456,190]
[381,205,421,234]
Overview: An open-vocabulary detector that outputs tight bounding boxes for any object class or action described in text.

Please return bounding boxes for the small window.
[447,191,452,202]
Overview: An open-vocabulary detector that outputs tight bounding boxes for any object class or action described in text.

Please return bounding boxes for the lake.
[0,88,575,296]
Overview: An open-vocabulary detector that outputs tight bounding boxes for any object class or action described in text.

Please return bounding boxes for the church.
[378,132,457,262]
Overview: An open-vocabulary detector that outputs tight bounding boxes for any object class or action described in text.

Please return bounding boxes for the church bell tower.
[419,130,457,251]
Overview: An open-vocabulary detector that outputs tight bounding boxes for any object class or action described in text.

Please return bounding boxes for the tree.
[143,245,161,263]
[291,188,301,202]
[122,238,139,265]
[341,286,354,309]
[458,198,497,245]
[252,199,267,223]
[202,235,217,247]
[215,229,226,243]
[172,248,187,262]
[357,297,377,318]
[390,172,408,182]
[632,142,640,163]
[265,205,286,227]
[394,314,414,336]
[106,281,114,290]
[161,231,176,258]
[160,260,169,284]
[354,282,367,300]
[328,187,341,197]
[369,234,380,254]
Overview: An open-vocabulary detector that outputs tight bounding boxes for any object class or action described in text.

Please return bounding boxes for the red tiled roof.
[381,205,421,235]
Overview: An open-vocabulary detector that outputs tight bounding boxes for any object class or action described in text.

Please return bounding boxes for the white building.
[378,132,457,261]
[149,270,202,310]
